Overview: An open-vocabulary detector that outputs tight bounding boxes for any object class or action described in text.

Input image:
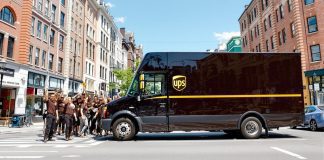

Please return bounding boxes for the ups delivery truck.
[102,52,304,140]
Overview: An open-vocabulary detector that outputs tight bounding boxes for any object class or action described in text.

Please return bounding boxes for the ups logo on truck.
[173,75,186,91]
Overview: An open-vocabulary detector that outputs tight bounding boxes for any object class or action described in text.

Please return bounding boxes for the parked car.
[304,105,324,131]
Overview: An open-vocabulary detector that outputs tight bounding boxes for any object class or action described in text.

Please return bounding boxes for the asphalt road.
[0,126,323,160]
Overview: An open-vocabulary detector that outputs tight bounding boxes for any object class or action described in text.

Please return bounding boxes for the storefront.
[26,72,46,121]
[305,69,324,105]
[0,63,28,118]
[48,76,64,92]
[68,78,82,96]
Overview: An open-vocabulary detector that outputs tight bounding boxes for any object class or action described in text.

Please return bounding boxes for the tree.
[111,59,141,96]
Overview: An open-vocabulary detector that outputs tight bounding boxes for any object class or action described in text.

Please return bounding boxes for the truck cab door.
[137,73,168,132]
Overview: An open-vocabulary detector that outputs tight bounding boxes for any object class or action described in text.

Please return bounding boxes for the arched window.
[0,7,15,25]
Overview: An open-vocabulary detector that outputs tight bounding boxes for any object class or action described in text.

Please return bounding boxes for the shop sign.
[0,68,14,77]
[36,89,44,96]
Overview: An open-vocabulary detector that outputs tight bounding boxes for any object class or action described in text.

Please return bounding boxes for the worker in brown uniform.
[43,91,59,143]
[56,95,65,135]
[64,97,77,141]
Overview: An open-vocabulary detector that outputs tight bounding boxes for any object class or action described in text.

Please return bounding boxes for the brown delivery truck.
[102,52,304,140]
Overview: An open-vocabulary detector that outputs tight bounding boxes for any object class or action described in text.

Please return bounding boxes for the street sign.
[0,67,14,77]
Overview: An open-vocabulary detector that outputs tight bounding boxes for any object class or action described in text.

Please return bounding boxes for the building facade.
[0,0,32,118]
[239,0,324,105]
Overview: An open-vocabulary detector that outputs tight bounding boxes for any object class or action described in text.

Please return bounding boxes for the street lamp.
[0,59,7,116]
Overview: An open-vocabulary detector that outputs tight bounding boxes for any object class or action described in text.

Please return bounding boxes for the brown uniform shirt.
[57,100,65,114]
[46,100,57,116]
[64,103,75,116]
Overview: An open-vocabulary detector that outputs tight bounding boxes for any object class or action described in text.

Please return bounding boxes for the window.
[279,5,284,19]
[143,73,166,96]
[250,30,253,41]
[69,59,72,74]
[50,29,55,45]
[78,43,81,55]
[31,17,35,35]
[266,40,269,52]
[48,53,54,70]
[37,20,42,38]
[77,62,80,76]
[278,31,282,46]
[271,36,274,49]
[6,36,14,58]
[42,50,46,67]
[311,45,321,62]
[60,12,65,27]
[45,0,49,16]
[51,5,56,23]
[29,45,33,63]
[43,25,48,41]
[35,48,40,66]
[75,20,77,31]
[38,0,43,12]
[264,19,267,31]
[288,0,292,12]
[308,16,318,33]
[268,14,272,27]
[58,57,63,73]
[291,22,296,38]
[276,9,279,22]
[70,38,73,50]
[282,28,286,44]
[79,24,82,35]
[59,35,64,50]
[60,0,65,6]
[305,0,314,5]
[0,7,15,25]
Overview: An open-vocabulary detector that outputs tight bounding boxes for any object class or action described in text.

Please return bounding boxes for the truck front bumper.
[102,118,113,131]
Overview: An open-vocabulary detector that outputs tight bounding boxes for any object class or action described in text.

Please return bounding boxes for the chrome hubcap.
[310,121,317,130]
[245,121,259,136]
[116,122,131,137]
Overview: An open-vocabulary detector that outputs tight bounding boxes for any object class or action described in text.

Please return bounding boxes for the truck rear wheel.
[240,117,262,139]
[112,117,136,141]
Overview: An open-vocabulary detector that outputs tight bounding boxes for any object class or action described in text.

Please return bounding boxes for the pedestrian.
[89,96,99,135]
[73,98,81,136]
[43,91,58,143]
[94,97,105,136]
[79,97,88,137]
[56,94,65,135]
[64,97,77,141]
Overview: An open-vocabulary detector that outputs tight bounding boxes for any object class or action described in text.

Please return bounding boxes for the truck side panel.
[167,53,303,131]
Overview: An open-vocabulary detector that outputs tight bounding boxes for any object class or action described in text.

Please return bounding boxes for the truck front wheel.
[112,117,136,141]
[240,117,262,139]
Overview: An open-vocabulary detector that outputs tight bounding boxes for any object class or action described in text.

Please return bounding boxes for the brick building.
[0,0,32,117]
[239,0,324,105]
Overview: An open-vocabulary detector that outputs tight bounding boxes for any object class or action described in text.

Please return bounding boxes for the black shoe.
[48,138,55,141]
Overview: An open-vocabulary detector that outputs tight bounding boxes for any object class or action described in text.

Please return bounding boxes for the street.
[0,126,323,160]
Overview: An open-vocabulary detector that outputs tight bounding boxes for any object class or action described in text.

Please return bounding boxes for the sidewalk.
[0,123,44,133]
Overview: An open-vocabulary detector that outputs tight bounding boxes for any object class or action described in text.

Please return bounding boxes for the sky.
[105,0,251,53]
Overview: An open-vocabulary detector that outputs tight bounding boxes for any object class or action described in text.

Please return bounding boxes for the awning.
[305,69,324,77]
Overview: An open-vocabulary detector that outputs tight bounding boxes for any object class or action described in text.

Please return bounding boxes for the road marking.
[74,145,88,148]
[271,147,307,159]
[54,145,69,148]
[89,141,103,146]
[0,156,44,159]
[17,145,32,148]
[0,151,57,153]
[62,155,80,158]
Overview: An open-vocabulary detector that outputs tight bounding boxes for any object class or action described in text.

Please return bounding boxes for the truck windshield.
[127,76,139,96]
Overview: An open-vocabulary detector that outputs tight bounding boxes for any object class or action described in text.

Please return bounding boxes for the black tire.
[112,117,136,141]
[309,120,317,131]
[240,117,262,139]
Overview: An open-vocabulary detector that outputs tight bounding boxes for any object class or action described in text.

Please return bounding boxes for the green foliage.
[111,58,141,96]
[112,68,135,96]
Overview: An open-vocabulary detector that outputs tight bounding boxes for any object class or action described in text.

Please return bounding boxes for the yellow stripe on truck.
[146,94,302,100]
